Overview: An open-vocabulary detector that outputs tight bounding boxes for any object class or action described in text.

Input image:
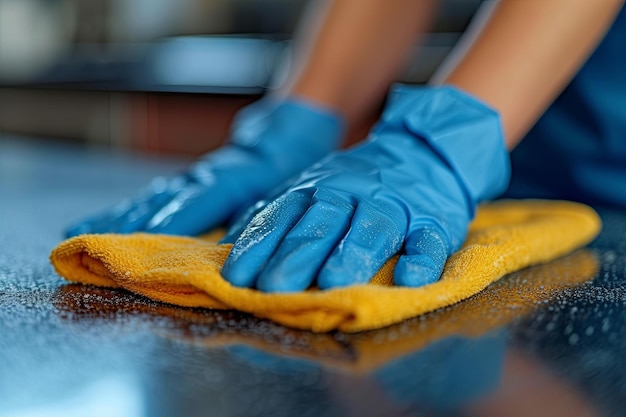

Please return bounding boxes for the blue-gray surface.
[1,136,626,417]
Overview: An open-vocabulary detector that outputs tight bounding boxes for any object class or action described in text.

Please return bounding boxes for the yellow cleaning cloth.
[50,200,601,333]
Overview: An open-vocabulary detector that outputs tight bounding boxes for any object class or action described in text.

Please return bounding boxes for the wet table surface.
[2,136,626,417]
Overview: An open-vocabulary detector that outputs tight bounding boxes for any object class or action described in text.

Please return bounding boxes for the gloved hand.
[221,85,510,292]
[65,98,344,237]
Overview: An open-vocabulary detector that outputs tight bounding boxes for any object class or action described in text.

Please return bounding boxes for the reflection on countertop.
[1,136,626,417]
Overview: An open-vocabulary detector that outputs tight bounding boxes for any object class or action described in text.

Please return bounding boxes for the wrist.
[288,79,351,121]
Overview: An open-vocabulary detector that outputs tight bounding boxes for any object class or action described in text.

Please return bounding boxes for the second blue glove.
[65,99,344,237]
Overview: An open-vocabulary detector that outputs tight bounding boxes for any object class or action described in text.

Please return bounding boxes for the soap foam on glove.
[50,200,601,333]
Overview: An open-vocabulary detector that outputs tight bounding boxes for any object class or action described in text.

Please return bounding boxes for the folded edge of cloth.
[50,200,601,333]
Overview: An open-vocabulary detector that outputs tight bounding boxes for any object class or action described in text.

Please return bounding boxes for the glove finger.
[256,190,355,292]
[106,201,161,234]
[65,206,121,237]
[144,182,237,235]
[222,167,300,244]
[220,199,270,244]
[64,177,177,237]
[65,198,155,237]
[393,224,449,287]
[317,203,405,289]
[221,191,312,288]
[146,148,285,236]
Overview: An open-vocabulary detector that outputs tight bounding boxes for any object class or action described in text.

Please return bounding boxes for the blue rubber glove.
[221,85,510,292]
[65,99,344,237]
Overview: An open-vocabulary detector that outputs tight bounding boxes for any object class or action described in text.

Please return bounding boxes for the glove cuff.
[230,97,345,152]
[384,85,510,209]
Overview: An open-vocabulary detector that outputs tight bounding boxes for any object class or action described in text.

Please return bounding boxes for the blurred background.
[0,0,481,156]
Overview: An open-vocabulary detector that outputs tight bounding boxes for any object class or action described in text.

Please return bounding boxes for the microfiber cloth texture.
[50,200,601,333]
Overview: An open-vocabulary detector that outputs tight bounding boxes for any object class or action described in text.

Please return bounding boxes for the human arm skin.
[433,0,625,148]
[281,0,623,147]
[281,0,436,126]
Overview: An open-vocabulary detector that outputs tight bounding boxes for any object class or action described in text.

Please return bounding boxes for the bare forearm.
[434,0,624,148]
[283,0,435,125]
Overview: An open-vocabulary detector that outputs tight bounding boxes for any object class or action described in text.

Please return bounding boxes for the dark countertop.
[2,136,626,417]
